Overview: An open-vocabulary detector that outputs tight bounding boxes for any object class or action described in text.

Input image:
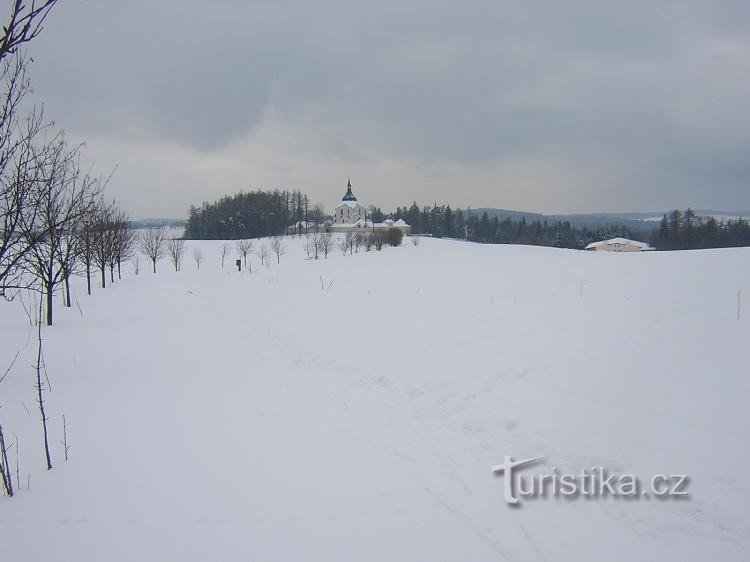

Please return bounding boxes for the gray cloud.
[17,0,750,217]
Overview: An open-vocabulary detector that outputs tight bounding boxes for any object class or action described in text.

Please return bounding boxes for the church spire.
[342,178,357,201]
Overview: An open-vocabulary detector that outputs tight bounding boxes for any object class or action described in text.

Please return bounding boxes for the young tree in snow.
[0,56,45,296]
[0,420,12,496]
[92,204,116,288]
[236,239,252,270]
[192,247,203,270]
[110,208,134,281]
[22,135,100,325]
[311,232,322,260]
[33,296,52,470]
[270,236,286,264]
[139,228,165,274]
[0,1,62,296]
[320,232,332,259]
[167,238,185,271]
[256,243,269,268]
[220,243,229,268]
[76,212,97,294]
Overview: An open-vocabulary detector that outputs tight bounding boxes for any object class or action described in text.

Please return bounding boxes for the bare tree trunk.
[101,266,106,288]
[35,299,52,470]
[61,414,69,461]
[86,265,91,295]
[117,259,122,280]
[64,273,71,308]
[0,422,13,496]
[45,286,53,326]
[152,258,156,274]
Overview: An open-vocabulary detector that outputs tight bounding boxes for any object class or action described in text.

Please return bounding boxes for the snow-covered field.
[1,236,749,561]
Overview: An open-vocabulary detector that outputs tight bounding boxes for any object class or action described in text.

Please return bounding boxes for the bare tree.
[354,231,364,253]
[139,228,165,274]
[310,203,326,232]
[0,1,59,63]
[0,55,47,296]
[33,295,52,469]
[76,212,96,294]
[167,238,185,271]
[236,239,253,269]
[270,236,286,264]
[0,420,12,496]
[192,247,203,270]
[311,232,322,260]
[220,243,229,268]
[256,243,269,268]
[320,232,332,259]
[110,207,134,281]
[92,203,116,288]
[22,136,101,325]
[343,232,355,255]
[0,0,62,295]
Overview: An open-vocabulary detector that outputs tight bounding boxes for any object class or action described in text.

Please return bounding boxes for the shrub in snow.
[385,228,403,247]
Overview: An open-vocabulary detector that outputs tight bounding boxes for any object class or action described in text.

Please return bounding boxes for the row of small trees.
[133,229,405,275]
[300,228,404,260]
[135,232,289,273]
[0,1,131,326]
[0,0,66,496]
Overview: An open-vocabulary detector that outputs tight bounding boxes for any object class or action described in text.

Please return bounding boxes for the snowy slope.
[1,237,749,561]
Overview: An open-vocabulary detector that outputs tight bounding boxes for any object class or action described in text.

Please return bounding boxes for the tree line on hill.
[183,191,639,249]
[183,191,750,251]
[185,189,326,239]
[389,202,640,248]
[653,209,750,250]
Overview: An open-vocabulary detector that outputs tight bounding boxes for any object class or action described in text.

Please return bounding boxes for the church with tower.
[333,179,367,224]
[288,179,411,236]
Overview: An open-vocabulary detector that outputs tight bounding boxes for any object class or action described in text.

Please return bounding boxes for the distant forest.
[652,210,750,250]
[184,191,750,250]
[390,203,637,249]
[185,190,315,239]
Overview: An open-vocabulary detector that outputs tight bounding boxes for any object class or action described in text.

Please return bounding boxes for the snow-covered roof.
[288,221,316,228]
[335,200,361,209]
[394,219,408,225]
[585,237,653,250]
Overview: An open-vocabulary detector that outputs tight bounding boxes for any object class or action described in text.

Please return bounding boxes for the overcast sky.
[16,0,750,218]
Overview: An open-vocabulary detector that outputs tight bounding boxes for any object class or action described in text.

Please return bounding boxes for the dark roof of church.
[342,179,357,201]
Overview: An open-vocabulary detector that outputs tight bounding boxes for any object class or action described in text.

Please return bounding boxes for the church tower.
[342,178,357,201]
[333,179,366,224]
